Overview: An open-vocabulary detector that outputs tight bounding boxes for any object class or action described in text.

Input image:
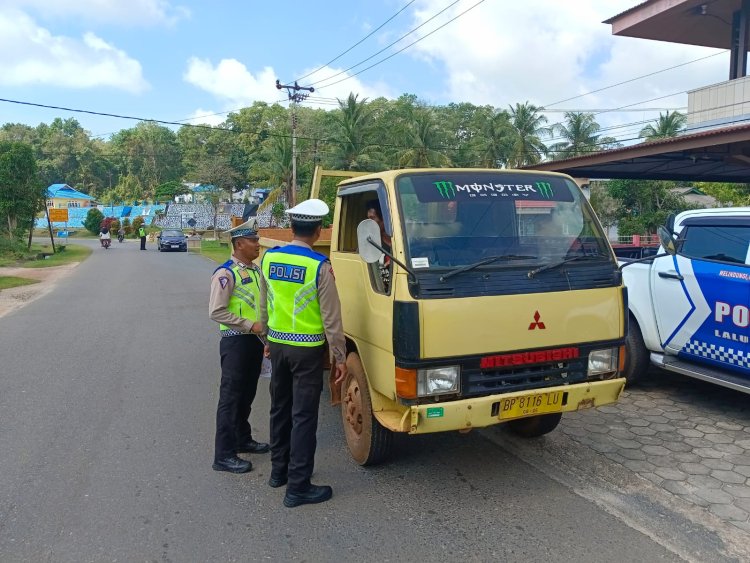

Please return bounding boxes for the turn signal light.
[395,367,417,399]
[618,345,626,373]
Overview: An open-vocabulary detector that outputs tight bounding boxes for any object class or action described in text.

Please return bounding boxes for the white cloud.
[184,108,226,127]
[183,58,393,112]
[407,0,727,132]
[3,0,189,25]
[0,9,149,93]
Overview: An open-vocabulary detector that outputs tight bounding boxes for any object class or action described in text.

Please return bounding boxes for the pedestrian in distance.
[209,219,270,474]
[260,199,347,507]
[139,224,147,250]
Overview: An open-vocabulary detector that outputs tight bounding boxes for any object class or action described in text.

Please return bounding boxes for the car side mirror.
[657,225,676,255]
[357,219,384,264]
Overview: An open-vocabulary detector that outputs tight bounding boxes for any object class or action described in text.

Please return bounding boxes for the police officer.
[260,199,347,507]
[209,219,270,474]
[139,224,147,250]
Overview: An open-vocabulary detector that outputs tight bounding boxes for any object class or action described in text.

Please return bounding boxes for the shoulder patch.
[219,276,230,289]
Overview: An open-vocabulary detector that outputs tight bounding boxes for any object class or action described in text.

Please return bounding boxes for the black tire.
[507,412,562,438]
[624,316,649,385]
[341,353,393,466]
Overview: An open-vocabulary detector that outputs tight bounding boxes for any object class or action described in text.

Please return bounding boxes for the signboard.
[49,208,69,222]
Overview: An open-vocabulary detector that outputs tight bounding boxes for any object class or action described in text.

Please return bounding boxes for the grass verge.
[199,240,232,264]
[20,244,92,268]
[0,276,40,290]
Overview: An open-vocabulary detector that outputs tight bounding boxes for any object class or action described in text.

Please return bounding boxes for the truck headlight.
[417,366,460,396]
[587,347,618,377]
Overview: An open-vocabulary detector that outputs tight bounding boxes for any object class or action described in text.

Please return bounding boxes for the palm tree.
[507,102,549,168]
[549,112,618,159]
[476,110,512,168]
[397,107,452,168]
[330,93,377,170]
[639,111,687,140]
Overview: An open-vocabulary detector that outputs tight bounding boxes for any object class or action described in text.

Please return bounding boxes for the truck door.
[652,217,750,376]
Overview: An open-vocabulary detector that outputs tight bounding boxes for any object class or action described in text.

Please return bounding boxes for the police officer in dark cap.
[208,219,270,474]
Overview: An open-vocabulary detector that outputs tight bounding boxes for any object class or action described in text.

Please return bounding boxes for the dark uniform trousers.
[214,334,264,460]
[140,236,146,250]
[269,342,325,492]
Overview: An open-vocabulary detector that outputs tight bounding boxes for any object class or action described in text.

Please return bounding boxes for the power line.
[311,0,465,88]
[544,50,727,108]
[316,0,487,91]
[295,0,417,83]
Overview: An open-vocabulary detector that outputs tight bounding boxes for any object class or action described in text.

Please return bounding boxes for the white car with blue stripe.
[622,207,750,392]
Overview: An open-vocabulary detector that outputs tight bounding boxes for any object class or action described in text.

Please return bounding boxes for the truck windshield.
[395,172,611,270]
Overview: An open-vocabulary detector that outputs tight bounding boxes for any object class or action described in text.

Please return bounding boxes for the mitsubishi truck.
[260,168,627,465]
[621,207,750,392]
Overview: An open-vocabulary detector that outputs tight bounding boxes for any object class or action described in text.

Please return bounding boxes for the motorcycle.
[117,233,124,243]
[101,237,111,249]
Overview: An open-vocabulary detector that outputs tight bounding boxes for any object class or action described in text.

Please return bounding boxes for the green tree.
[398,107,451,168]
[83,207,105,235]
[154,180,189,202]
[639,111,687,140]
[507,102,549,168]
[694,182,750,206]
[549,112,619,159]
[0,141,44,240]
[330,93,377,171]
[476,109,512,168]
[607,179,692,235]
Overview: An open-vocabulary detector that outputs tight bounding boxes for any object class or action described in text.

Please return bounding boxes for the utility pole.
[275,80,314,207]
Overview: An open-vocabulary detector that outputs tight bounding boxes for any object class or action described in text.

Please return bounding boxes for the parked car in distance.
[157,229,187,252]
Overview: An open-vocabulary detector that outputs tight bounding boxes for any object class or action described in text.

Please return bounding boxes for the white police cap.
[285,199,329,223]
[227,218,259,239]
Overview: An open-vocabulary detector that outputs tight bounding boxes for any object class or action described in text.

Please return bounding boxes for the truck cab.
[330,168,627,465]
[623,207,750,391]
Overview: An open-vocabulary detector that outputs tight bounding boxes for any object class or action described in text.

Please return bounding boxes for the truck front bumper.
[402,378,625,434]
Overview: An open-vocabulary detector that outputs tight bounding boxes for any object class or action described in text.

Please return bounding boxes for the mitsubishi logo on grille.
[528,311,546,330]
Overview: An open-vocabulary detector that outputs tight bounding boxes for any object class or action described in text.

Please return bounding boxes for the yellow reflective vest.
[262,246,326,347]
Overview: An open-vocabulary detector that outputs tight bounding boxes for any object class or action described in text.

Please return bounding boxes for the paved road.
[0,240,733,561]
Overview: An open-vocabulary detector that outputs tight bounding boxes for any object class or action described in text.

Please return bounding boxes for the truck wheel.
[341,353,393,466]
[624,317,649,385]
[507,412,562,438]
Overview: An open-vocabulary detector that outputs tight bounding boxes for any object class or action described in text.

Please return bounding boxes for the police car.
[622,207,750,392]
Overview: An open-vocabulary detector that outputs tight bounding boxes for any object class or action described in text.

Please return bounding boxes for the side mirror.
[658,225,676,255]
[357,219,384,264]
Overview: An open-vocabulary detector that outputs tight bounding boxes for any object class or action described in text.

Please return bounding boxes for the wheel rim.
[343,377,363,436]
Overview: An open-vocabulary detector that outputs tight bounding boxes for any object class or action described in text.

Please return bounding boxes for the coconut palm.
[639,111,687,140]
[330,93,377,170]
[506,102,549,168]
[397,107,452,168]
[476,110,512,168]
[549,112,618,159]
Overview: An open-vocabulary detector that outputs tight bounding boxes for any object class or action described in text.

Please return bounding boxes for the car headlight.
[417,366,460,396]
[587,347,618,377]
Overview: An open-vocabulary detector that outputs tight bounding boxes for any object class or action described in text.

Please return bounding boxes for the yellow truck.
[262,168,626,465]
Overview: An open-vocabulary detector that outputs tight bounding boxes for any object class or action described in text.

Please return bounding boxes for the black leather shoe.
[212,456,252,474]
[283,484,332,508]
[236,440,270,454]
[268,474,288,488]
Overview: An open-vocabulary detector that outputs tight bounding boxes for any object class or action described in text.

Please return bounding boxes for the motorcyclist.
[117,226,125,243]
[100,226,111,248]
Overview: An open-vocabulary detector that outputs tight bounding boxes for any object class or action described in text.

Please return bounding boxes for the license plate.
[171,244,179,248]
[498,391,563,420]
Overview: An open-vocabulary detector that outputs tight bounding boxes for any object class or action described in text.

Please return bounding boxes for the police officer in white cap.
[260,199,347,507]
[208,218,270,474]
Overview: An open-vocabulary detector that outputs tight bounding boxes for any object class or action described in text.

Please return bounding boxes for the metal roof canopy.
[526,122,750,182]
[605,0,744,49]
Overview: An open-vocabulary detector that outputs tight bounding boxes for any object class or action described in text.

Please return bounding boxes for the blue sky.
[0,0,728,142]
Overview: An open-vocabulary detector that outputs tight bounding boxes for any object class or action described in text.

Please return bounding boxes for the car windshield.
[395,172,611,269]
[162,230,183,237]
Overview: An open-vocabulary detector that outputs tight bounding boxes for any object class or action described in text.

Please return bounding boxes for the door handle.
[658,271,684,281]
